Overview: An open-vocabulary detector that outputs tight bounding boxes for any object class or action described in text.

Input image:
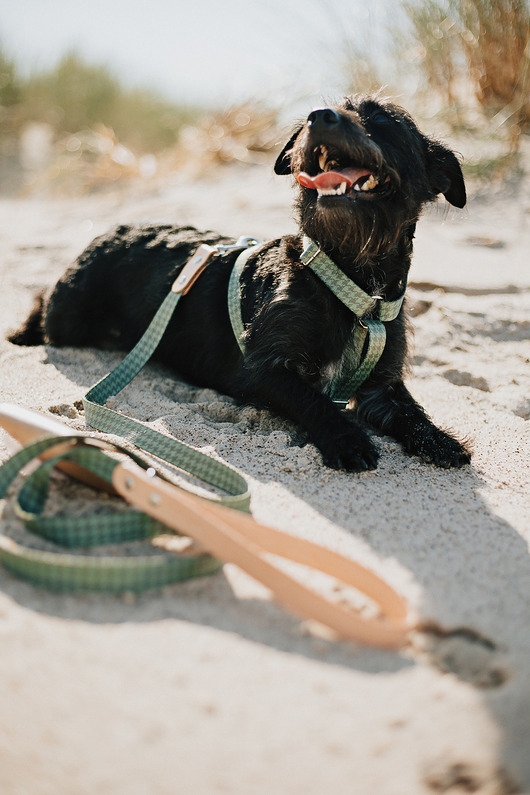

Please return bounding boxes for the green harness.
[228,236,406,405]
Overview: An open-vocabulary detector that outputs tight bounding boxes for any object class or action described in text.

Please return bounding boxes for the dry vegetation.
[1,1,528,194]
[404,0,530,146]
[173,103,281,174]
[0,50,281,194]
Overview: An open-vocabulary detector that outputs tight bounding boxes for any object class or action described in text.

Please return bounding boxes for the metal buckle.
[171,237,261,296]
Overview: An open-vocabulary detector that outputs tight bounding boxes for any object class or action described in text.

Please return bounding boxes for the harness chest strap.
[300,238,405,400]
[228,237,406,401]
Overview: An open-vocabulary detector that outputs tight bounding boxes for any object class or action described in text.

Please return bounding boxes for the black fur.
[9,96,471,472]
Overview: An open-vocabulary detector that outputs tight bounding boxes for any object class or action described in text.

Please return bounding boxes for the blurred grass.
[403,0,530,147]
[0,50,199,151]
[174,103,281,174]
[0,48,280,194]
[1,2,529,195]
[340,0,529,188]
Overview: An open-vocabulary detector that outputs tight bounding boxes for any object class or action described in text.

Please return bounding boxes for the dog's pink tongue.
[298,168,372,190]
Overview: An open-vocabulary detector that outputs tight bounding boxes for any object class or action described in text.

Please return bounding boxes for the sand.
[0,162,529,794]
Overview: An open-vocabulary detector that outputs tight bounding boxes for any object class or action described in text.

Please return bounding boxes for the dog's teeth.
[353,184,361,192]
[318,148,328,171]
[317,183,348,197]
[360,174,379,191]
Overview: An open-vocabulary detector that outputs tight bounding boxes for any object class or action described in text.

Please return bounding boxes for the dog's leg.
[356,381,471,468]
[242,368,380,472]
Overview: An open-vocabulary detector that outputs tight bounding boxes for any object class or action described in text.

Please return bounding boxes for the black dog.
[10,96,471,472]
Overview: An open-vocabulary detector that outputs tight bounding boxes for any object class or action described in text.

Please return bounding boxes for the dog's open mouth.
[297,145,384,198]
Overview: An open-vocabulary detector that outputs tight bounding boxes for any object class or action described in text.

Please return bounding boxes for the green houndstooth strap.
[0,242,265,591]
[300,237,405,404]
[300,239,379,317]
[227,245,257,355]
[0,436,221,591]
[300,237,405,323]
[86,290,180,405]
[328,318,387,400]
[84,288,251,512]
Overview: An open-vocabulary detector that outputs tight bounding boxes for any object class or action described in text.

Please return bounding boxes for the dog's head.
[275,96,466,264]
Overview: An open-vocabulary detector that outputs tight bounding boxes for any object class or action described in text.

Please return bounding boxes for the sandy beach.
[0,158,529,794]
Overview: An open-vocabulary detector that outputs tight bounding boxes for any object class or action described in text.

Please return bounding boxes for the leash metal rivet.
[125,476,135,489]
[149,493,162,506]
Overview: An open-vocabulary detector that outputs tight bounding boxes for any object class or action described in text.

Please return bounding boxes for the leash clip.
[172,238,261,296]
[215,236,261,255]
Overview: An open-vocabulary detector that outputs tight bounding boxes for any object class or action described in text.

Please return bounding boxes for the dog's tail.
[8,292,46,346]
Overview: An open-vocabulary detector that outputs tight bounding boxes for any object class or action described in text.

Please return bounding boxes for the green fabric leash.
[0,434,221,591]
[84,287,251,512]
[228,237,405,405]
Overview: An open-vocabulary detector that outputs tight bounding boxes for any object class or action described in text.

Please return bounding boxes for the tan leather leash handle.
[0,404,115,494]
[112,461,415,647]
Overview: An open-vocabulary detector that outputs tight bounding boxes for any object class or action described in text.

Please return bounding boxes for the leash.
[0,404,415,647]
[0,416,221,591]
[228,236,405,406]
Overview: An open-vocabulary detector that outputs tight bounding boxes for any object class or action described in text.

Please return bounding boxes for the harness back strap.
[228,244,256,355]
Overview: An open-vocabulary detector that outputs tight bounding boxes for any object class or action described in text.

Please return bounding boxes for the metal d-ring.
[216,236,261,254]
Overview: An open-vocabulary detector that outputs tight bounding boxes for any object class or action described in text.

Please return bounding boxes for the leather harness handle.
[171,244,219,295]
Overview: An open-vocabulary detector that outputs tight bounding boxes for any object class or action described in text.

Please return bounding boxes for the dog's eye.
[372,112,391,125]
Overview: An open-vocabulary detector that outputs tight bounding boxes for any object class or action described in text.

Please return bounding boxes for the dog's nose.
[307,108,341,129]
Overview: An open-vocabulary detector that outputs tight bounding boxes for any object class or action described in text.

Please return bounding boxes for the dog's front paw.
[404,427,471,469]
[320,430,379,472]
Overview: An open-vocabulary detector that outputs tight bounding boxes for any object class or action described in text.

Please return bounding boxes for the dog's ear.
[427,142,467,208]
[274,126,303,175]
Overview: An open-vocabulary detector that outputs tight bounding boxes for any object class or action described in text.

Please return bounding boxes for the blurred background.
[0,0,528,195]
